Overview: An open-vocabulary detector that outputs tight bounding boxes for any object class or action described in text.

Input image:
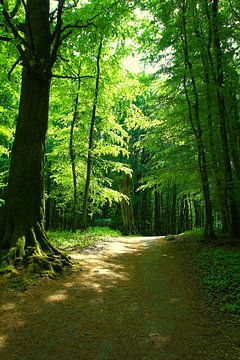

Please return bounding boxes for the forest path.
[0,236,240,360]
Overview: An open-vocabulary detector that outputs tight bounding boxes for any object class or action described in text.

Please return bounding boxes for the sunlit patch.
[70,236,165,292]
[45,290,68,302]
[63,282,74,288]
[1,302,16,311]
[0,335,7,349]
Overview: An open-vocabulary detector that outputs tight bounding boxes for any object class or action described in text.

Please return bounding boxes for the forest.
[1,0,240,266]
[1,1,240,358]
[0,0,239,271]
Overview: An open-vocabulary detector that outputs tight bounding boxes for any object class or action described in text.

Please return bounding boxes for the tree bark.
[1,0,69,271]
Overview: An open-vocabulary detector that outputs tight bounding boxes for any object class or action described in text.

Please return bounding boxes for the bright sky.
[122,55,158,74]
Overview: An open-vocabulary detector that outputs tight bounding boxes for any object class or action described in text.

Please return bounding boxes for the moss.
[16,236,26,257]
[0,264,17,275]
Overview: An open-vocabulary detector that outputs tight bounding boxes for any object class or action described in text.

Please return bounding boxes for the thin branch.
[61,0,121,34]
[49,0,66,69]
[0,0,28,48]
[57,53,69,62]
[49,8,58,25]
[8,57,21,80]
[0,0,29,62]
[61,22,96,33]
[59,30,73,44]
[52,74,94,80]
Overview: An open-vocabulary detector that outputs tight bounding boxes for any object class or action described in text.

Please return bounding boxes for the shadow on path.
[0,236,239,360]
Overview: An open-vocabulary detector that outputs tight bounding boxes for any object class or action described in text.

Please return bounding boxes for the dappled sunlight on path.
[0,236,239,360]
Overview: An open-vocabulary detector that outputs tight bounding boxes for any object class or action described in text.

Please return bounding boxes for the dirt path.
[0,236,239,360]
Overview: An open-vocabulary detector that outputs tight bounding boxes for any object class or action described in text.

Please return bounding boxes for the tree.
[0,0,69,272]
[81,39,102,230]
[0,0,133,271]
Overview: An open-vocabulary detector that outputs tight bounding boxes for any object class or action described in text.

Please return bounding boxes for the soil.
[0,236,240,360]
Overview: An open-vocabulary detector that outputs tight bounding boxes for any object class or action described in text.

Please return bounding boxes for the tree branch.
[61,21,96,33]
[49,0,66,69]
[61,0,121,34]
[0,0,28,48]
[52,74,94,80]
[8,57,21,80]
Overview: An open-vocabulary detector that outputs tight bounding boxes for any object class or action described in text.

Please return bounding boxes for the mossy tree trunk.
[1,0,69,271]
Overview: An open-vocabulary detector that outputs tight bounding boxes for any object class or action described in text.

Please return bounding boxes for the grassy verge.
[48,226,121,249]
[181,229,240,315]
[180,228,205,242]
[198,247,240,314]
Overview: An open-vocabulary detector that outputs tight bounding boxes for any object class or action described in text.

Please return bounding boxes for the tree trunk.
[193,10,228,232]
[181,0,215,240]
[1,0,69,271]
[154,190,161,235]
[69,76,81,232]
[81,40,102,230]
[211,0,240,239]
[120,174,136,235]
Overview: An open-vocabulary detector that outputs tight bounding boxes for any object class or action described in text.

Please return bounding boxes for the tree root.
[0,225,72,277]
[0,247,72,279]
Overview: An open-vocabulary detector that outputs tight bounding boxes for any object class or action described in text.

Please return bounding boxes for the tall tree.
[81,39,102,230]
[0,0,70,271]
[0,0,133,270]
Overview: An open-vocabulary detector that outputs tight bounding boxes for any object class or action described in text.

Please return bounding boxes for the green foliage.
[198,248,240,314]
[181,228,204,242]
[48,226,121,248]
[165,234,175,241]
[85,226,121,236]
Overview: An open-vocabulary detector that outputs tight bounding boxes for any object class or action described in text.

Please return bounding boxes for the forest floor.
[0,236,240,360]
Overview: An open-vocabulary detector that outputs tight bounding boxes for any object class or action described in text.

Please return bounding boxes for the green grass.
[181,228,204,242]
[48,226,121,249]
[198,247,240,314]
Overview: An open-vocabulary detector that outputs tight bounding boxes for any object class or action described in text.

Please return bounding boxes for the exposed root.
[0,225,72,277]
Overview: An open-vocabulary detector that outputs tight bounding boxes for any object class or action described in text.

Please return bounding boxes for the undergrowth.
[181,229,240,315]
[181,228,204,242]
[48,226,121,248]
[198,248,240,314]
